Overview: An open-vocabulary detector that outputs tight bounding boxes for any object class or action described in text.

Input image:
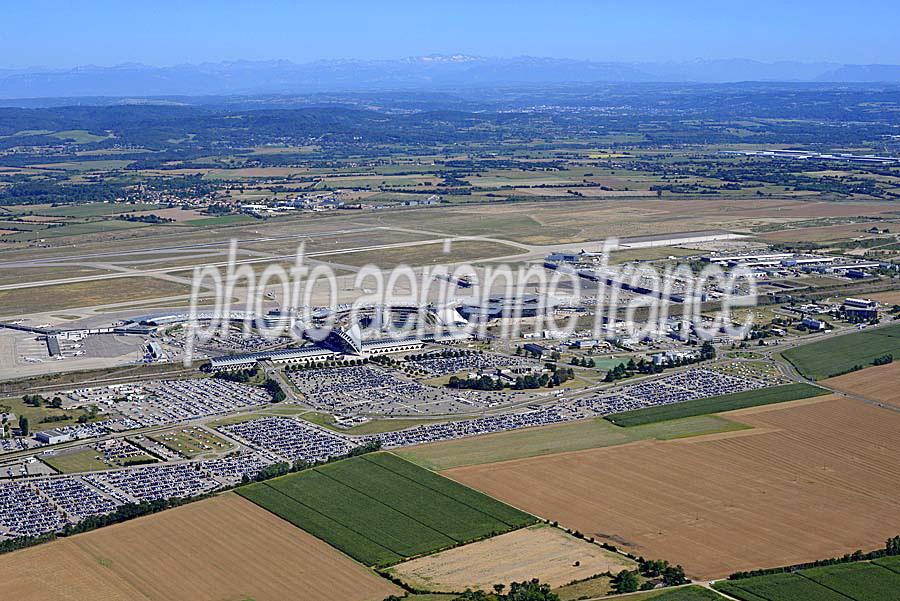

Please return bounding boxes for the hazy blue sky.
[3,0,898,68]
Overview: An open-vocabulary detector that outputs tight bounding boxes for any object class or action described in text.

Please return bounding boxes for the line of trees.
[405,348,480,361]
[448,366,574,391]
[0,496,197,556]
[242,440,382,484]
[729,535,900,580]
[833,353,895,377]
[117,213,175,224]
[285,357,368,371]
[604,341,715,383]
[610,559,688,593]
[385,579,559,601]
[873,354,893,366]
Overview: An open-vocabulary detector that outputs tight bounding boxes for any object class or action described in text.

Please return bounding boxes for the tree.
[662,564,687,586]
[22,394,43,407]
[640,558,669,577]
[451,579,558,601]
[18,415,29,436]
[505,579,559,601]
[611,570,640,594]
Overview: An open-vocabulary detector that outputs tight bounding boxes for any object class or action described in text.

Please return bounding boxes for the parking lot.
[219,417,357,464]
[406,350,539,377]
[0,360,792,543]
[289,365,532,417]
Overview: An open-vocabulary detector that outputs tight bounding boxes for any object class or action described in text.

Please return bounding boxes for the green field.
[150,427,232,458]
[237,453,536,566]
[2,219,149,242]
[782,323,900,380]
[41,448,112,473]
[714,561,900,601]
[715,572,848,601]
[397,414,747,470]
[24,202,162,218]
[183,214,257,226]
[34,158,132,170]
[0,396,98,431]
[622,587,726,601]
[604,383,829,427]
[41,446,158,473]
[801,562,900,601]
[589,357,633,370]
[48,130,113,144]
[874,555,900,573]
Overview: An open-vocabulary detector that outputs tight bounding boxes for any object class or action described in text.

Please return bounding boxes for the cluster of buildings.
[843,297,879,320]
[239,192,345,216]
[207,304,470,371]
[788,297,881,329]
[702,251,884,278]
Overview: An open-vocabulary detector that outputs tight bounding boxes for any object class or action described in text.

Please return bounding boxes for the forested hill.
[1,83,899,154]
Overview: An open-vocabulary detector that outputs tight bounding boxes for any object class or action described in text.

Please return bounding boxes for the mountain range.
[2,56,900,99]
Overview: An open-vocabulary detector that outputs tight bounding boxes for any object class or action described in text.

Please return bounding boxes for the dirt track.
[446,396,900,579]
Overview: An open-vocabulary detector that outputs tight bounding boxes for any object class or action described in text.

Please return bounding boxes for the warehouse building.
[844,298,878,320]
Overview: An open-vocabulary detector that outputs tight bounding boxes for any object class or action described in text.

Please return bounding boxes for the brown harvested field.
[867,289,900,304]
[823,361,900,406]
[1,493,399,601]
[387,524,635,592]
[445,396,900,579]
